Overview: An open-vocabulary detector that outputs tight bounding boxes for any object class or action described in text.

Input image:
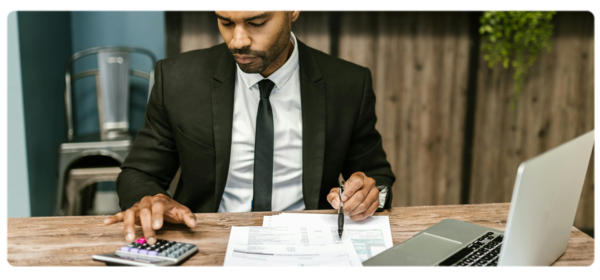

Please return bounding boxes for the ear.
[290,11,300,23]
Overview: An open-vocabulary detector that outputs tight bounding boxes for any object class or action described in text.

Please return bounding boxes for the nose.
[231,25,251,50]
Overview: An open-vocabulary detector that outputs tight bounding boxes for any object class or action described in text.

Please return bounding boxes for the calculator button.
[136,237,146,244]
[129,248,140,254]
[139,249,149,255]
[148,251,158,256]
[120,247,131,252]
[158,252,167,257]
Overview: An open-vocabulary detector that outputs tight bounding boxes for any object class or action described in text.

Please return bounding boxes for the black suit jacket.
[117,39,395,213]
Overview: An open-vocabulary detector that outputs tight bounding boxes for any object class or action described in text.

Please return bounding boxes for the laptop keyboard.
[438,231,504,267]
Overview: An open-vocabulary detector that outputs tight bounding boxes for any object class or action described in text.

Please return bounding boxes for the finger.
[348,187,379,216]
[350,198,380,221]
[183,213,197,228]
[139,197,156,245]
[104,211,124,225]
[341,172,366,202]
[151,200,166,230]
[124,208,137,242]
[327,188,340,209]
[169,204,196,228]
[343,187,368,215]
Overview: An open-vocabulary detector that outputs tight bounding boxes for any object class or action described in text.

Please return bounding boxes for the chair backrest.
[65,46,157,141]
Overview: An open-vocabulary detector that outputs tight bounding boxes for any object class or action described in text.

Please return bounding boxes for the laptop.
[363,130,594,266]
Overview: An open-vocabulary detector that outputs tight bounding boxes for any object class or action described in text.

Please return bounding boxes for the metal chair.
[55,46,156,216]
[64,167,122,215]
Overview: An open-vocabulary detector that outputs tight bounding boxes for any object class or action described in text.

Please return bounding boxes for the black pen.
[338,181,345,238]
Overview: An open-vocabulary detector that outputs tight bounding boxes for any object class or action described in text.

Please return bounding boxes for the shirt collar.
[236,31,299,91]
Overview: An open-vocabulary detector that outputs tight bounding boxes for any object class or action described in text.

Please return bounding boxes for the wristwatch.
[375,185,391,212]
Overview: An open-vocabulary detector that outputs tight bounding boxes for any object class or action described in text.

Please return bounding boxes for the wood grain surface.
[469,12,595,231]
[180,12,223,53]
[338,12,471,208]
[7,203,593,266]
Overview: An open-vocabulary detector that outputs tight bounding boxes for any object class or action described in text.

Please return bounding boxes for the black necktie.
[253,79,276,211]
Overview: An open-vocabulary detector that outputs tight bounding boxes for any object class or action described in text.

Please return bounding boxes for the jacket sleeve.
[116,59,180,210]
[341,67,396,208]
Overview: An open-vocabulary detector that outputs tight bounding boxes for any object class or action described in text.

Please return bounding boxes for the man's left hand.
[326,172,379,221]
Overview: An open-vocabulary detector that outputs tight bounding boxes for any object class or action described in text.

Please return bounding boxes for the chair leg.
[66,177,92,215]
[65,178,79,216]
[66,172,121,216]
[55,157,72,216]
[80,183,97,215]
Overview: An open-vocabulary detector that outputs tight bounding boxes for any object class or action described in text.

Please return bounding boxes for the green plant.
[479,11,556,109]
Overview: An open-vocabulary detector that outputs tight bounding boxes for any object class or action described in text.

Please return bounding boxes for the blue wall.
[7,12,31,218]
[70,11,165,136]
[11,12,166,216]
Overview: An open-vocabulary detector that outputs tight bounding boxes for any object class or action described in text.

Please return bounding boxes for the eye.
[249,21,266,27]
[221,21,233,27]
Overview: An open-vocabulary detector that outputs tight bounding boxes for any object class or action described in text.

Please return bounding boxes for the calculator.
[92,237,198,266]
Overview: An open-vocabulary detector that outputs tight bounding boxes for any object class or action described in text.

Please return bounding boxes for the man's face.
[215,11,293,74]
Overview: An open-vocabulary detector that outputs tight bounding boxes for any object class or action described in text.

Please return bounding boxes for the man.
[104,11,395,245]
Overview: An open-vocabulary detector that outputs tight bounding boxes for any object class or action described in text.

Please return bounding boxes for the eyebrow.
[215,12,269,22]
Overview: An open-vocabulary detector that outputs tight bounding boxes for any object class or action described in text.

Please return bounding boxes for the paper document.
[223,226,363,266]
[263,213,393,261]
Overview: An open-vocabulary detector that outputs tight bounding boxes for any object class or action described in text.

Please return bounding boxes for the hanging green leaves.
[479,11,556,109]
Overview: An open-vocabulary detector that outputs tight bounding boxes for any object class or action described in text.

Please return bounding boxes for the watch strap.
[375,185,392,211]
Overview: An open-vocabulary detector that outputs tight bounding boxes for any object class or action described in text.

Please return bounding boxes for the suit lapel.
[209,41,326,211]
[298,40,326,210]
[211,44,236,212]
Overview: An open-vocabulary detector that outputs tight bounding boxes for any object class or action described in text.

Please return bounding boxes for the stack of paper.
[223,213,393,266]
[264,213,393,261]
[223,226,362,266]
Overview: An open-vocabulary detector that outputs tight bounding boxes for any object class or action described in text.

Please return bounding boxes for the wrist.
[375,185,391,211]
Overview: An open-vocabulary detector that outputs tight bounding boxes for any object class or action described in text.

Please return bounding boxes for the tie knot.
[258,79,276,99]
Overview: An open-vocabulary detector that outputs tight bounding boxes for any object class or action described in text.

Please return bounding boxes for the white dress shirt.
[218,32,304,212]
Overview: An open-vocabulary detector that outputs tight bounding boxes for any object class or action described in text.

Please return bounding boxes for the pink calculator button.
[136,237,146,244]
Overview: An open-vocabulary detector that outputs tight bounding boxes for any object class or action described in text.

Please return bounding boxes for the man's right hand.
[103,194,197,245]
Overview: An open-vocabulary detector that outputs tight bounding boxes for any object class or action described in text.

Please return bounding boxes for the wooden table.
[7,203,594,266]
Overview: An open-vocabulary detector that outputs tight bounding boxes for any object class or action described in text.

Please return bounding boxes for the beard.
[229,25,291,74]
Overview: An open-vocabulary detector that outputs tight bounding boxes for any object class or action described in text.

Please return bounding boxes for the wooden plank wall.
[337,12,471,207]
[290,12,330,54]
[180,12,223,53]
[168,11,594,232]
[470,12,594,231]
